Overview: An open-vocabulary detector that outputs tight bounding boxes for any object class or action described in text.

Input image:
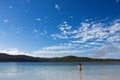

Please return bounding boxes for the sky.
[0,0,120,58]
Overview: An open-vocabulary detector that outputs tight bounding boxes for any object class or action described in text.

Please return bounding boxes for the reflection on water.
[0,62,120,80]
[78,72,82,80]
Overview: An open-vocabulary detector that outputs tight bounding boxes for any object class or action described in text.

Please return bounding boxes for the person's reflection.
[78,63,82,80]
[78,73,82,80]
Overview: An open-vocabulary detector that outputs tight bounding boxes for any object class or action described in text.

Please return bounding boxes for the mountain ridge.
[0,53,120,62]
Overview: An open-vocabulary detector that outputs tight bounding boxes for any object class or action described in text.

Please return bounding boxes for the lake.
[0,62,120,80]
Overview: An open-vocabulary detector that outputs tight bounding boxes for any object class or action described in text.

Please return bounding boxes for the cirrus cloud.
[50,19,120,58]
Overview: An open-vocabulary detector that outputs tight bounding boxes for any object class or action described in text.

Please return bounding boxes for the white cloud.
[51,34,68,39]
[33,50,83,57]
[36,17,50,23]
[16,27,23,34]
[52,19,120,43]
[107,35,120,42]
[9,5,13,9]
[89,42,96,45]
[44,30,47,34]
[1,32,6,35]
[70,40,84,43]
[3,19,9,24]
[92,44,120,58]
[51,21,72,39]
[0,18,9,24]
[50,19,120,58]
[0,48,26,55]
[0,43,86,57]
[1,19,119,58]
[32,44,86,57]
[32,29,47,39]
[33,29,38,33]
[55,4,61,10]
[36,18,42,21]
[81,35,94,42]
[41,44,73,51]
[59,21,72,31]
[109,23,120,34]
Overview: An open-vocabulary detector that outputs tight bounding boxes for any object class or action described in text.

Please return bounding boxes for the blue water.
[0,62,120,80]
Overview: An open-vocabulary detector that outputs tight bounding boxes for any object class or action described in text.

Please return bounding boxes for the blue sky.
[0,0,120,58]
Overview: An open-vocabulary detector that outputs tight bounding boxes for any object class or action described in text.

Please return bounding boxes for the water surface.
[0,62,120,80]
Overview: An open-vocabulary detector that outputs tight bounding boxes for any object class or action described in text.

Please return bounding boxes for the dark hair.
[78,63,81,65]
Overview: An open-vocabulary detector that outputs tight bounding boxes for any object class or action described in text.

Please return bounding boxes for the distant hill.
[0,53,120,62]
[0,53,49,62]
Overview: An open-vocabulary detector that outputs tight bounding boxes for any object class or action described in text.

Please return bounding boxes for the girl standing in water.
[78,63,82,72]
[78,63,82,80]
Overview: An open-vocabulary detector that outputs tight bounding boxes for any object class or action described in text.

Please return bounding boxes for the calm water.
[0,62,120,80]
